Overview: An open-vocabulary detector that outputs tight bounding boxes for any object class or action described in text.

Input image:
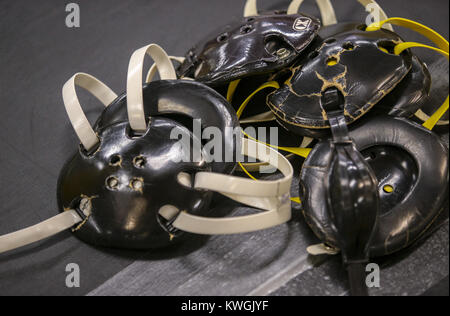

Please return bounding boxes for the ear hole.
[133,156,147,169]
[357,24,368,31]
[383,184,394,193]
[326,56,339,66]
[240,25,254,34]
[106,176,120,191]
[343,42,355,51]
[109,154,122,166]
[377,41,397,55]
[130,178,144,192]
[265,35,292,57]
[217,33,229,43]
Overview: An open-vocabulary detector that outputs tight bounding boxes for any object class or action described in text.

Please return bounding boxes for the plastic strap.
[159,138,293,235]
[145,56,185,83]
[227,79,276,124]
[227,79,241,103]
[367,18,449,129]
[244,0,258,17]
[62,73,118,151]
[127,44,177,133]
[0,210,83,254]
[287,0,337,25]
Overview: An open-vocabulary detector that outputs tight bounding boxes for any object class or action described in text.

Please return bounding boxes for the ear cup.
[57,118,213,249]
[300,116,449,257]
[268,23,413,138]
[95,80,240,174]
[177,13,320,85]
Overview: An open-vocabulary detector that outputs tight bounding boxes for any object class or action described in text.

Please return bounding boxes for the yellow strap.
[235,81,308,204]
[236,81,280,118]
[366,18,449,52]
[227,79,241,103]
[242,130,312,158]
[395,42,449,58]
[367,18,449,130]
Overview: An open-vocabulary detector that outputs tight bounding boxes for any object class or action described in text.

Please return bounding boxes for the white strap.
[127,44,177,133]
[160,138,294,235]
[145,56,185,83]
[287,0,337,25]
[62,73,118,151]
[0,210,83,254]
[286,0,393,31]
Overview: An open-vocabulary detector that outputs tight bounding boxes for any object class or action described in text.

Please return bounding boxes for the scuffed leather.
[268,23,413,137]
[178,13,321,86]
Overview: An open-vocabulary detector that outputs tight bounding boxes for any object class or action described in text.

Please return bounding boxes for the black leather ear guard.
[300,116,449,258]
[57,80,240,250]
[58,119,213,249]
[177,13,320,86]
[268,23,413,138]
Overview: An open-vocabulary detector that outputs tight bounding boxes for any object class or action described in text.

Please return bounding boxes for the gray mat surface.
[0,0,448,296]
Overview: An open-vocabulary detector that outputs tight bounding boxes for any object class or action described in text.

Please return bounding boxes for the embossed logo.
[293,17,311,31]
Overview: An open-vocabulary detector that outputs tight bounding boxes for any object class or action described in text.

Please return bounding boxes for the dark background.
[0,0,448,296]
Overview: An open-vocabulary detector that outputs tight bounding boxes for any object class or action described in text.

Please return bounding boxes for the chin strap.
[323,88,379,296]
[244,0,393,31]
[159,138,293,235]
[0,200,92,255]
[367,18,449,129]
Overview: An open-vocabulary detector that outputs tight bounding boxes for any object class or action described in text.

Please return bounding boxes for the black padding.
[268,23,413,138]
[374,56,431,118]
[300,116,449,257]
[177,13,320,86]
